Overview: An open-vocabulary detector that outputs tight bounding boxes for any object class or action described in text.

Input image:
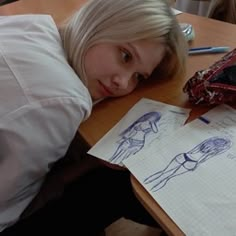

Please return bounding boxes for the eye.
[121,49,132,63]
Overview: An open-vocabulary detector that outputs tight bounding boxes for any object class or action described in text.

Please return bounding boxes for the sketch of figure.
[109,111,161,164]
[144,136,232,192]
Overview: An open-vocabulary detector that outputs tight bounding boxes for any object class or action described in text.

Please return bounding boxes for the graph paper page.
[124,104,236,236]
[88,98,190,166]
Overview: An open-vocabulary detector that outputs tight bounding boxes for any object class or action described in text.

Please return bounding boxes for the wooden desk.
[0,0,86,24]
[79,13,236,235]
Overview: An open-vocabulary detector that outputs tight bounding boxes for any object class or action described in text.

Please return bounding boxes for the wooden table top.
[0,0,86,24]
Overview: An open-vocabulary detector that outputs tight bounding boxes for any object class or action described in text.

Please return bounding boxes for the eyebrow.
[128,43,141,62]
[127,43,150,79]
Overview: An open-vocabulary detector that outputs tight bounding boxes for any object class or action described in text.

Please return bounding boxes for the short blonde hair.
[59,0,187,85]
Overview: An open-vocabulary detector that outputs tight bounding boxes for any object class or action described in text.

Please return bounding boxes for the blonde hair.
[207,0,236,24]
[59,0,187,85]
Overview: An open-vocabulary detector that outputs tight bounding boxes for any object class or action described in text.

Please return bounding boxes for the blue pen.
[188,46,230,55]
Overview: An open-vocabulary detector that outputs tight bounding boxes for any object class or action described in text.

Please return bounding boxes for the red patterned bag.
[183,48,236,105]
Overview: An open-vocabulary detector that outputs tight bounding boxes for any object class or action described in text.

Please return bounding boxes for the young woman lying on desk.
[0,0,187,235]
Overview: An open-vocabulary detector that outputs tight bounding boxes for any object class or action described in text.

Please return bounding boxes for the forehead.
[131,40,166,73]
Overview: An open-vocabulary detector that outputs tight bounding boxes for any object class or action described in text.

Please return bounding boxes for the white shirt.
[0,14,92,231]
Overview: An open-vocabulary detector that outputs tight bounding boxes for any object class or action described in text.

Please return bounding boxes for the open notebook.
[124,104,236,236]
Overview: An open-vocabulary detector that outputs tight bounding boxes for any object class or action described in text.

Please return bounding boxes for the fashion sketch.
[144,136,232,192]
[109,111,161,164]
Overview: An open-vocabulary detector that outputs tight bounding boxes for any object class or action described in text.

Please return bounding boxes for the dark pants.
[1,167,160,236]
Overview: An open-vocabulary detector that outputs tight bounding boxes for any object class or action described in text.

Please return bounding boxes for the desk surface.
[0,0,86,24]
[79,13,236,235]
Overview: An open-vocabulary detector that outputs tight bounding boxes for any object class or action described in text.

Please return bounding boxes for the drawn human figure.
[109,111,161,164]
[144,136,232,192]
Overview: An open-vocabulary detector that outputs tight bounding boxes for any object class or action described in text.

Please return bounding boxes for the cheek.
[127,78,139,92]
[84,51,100,78]
[113,78,139,97]
[84,48,107,79]
[84,45,116,79]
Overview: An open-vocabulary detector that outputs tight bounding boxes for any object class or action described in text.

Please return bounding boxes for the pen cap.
[179,23,195,42]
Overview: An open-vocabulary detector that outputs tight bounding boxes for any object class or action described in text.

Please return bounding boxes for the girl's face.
[84,40,166,101]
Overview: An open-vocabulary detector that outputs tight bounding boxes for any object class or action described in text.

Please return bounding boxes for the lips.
[98,81,114,97]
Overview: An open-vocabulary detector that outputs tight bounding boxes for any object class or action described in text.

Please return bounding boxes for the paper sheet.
[88,98,190,166]
[124,104,236,236]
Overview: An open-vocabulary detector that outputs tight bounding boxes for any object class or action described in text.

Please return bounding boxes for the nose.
[111,72,131,90]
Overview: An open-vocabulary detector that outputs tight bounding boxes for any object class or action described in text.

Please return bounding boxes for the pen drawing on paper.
[88,98,190,166]
[143,136,232,192]
[109,111,161,164]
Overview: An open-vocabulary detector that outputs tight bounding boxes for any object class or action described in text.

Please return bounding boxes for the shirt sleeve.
[0,96,89,225]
